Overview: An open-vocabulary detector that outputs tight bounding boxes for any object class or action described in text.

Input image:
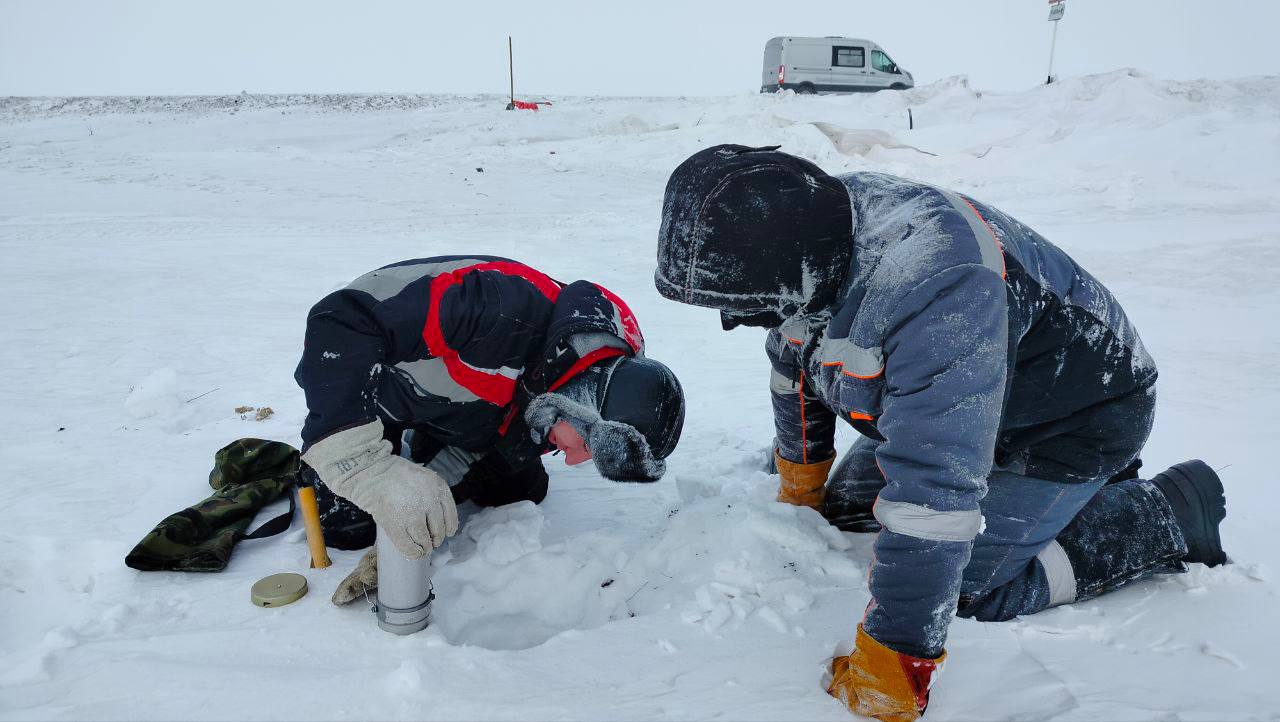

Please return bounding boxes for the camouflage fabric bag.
[125,438,301,572]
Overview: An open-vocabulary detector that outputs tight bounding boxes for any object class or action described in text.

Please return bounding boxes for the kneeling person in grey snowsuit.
[295,257,685,604]
[655,146,1226,722]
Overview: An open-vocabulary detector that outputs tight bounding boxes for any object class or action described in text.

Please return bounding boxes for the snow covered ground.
[2,69,1279,720]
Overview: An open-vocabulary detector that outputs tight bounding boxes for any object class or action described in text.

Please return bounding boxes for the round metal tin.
[251,572,308,608]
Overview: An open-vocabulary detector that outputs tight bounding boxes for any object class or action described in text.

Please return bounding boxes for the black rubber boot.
[1149,460,1227,567]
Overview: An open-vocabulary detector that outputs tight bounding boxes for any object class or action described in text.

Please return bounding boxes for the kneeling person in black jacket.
[294,257,684,603]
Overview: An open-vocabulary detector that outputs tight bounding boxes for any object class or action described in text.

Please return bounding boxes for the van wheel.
[889,83,907,90]
[797,83,817,95]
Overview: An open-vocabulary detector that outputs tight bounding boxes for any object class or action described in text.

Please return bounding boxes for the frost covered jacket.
[295,257,644,469]
[656,156,1156,658]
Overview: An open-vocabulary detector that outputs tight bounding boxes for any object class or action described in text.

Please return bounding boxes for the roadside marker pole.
[1046,21,1060,84]
[1046,0,1065,84]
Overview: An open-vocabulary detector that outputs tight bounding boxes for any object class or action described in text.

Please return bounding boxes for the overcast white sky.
[3,0,1278,97]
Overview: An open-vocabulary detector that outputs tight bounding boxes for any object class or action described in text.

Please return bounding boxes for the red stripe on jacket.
[591,282,645,353]
[423,261,562,406]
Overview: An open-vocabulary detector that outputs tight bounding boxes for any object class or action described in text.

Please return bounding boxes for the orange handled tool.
[298,485,332,569]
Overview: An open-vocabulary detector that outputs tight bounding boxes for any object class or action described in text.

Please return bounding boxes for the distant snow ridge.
[0,92,506,120]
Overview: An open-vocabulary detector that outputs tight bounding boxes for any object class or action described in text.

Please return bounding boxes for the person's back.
[831,171,1157,468]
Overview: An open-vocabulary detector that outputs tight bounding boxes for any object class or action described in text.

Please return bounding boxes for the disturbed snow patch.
[427,464,861,650]
[428,501,627,651]
[627,488,860,636]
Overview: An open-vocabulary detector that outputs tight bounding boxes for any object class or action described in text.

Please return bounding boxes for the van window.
[871,50,897,73]
[831,46,865,68]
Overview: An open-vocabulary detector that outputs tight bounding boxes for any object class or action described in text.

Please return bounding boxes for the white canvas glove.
[302,420,458,559]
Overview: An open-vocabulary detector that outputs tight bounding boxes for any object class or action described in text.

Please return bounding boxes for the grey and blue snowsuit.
[655,146,1189,659]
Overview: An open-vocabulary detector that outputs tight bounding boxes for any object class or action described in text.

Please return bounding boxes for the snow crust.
[2,69,1279,719]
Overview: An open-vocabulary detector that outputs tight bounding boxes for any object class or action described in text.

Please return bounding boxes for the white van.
[761,37,914,94]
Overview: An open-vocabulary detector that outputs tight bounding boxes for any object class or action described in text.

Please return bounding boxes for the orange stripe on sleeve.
[798,370,808,464]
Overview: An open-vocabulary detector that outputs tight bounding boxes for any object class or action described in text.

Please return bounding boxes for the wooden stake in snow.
[505,37,545,111]
[508,36,515,109]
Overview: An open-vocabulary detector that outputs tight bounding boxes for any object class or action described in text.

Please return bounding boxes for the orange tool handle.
[298,485,332,569]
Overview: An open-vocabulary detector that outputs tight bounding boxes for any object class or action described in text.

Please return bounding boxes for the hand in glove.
[331,547,377,606]
[775,451,835,509]
[302,420,458,559]
[828,625,946,722]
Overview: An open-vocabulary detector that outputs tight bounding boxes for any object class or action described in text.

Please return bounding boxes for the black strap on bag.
[242,488,297,540]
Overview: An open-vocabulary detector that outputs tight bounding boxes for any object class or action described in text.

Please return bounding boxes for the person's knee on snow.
[958,464,1222,625]
[958,576,1052,623]
[823,437,886,531]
